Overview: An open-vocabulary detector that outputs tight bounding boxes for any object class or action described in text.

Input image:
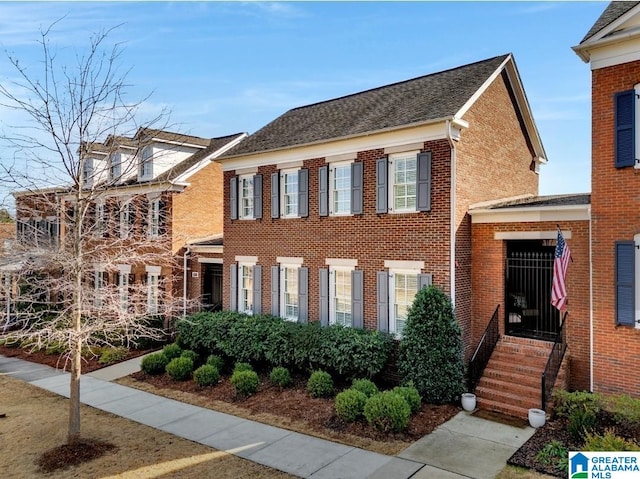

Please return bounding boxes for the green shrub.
[140,352,169,375]
[165,357,194,381]
[307,370,334,398]
[351,379,379,398]
[193,364,220,387]
[180,349,199,365]
[584,429,640,451]
[98,347,127,365]
[234,362,253,373]
[206,354,224,372]
[397,286,465,403]
[535,440,568,473]
[364,392,411,432]
[392,385,422,414]
[162,343,183,360]
[608,394,640,426]
[45,342,66,355]
[552,390,602,419]
[231,370,260,397]
[568,405,598,441]
[270,366,292,388]
[335,389,368,422]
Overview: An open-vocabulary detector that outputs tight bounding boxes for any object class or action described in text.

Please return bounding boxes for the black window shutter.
[376,158,388,213]
[298,169,309,217]
[376,271,389,332]
[615,90,635,168]
[230,177,238,220]
[615,241,636,326]
[298,267,309,324]
[253,175,263,219]
[417,152,432,211]
[351,162,363,215]
[271,265,279,316]
[318,166,329,217]
[271,172,280,219]
[351,270,364,328]
[319,269,329,326]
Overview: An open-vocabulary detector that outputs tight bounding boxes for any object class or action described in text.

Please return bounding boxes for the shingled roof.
[476,193,591,210]
[222,54,510,158]
[581,1,640,43]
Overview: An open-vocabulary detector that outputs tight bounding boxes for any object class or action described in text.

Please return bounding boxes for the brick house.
[10,128,245,322]
[573,1,640,397]
[216,54,547,375]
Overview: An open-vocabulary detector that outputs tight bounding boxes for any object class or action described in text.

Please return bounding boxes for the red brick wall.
[455,71,540,358]
[471,220,591,391]
[223,141,452,330]
[591,61,640,396]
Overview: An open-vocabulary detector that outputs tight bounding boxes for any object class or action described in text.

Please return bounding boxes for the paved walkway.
[0,354,536,478]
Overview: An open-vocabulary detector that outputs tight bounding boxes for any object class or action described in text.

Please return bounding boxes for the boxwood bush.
[206,354,224,372]
[141,352,169,375]
[335,389,367,422]
[398,286,465,403]
[233,362,253,373]
[193,364,220,387]
[392,385,422,414]
[307,370,334,398]
[231,370,260,397]
[270,366,292,388]
[351,379,379,398]
[98,347,127,365]
[364,391,411,432]
[166,357,194,381]
[162,343,183,361]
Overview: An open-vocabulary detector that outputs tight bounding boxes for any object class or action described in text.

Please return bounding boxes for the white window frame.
[139,146,153,179]
[146,265,161,315]
[388,151,419,213]
[238,262,255,315]
[329,161,352,216]
[120,201,130,239]
[280,264,300,321]
[239,175,254,220]
[149,198,160,237]
[83,158,94,188]
[117,264,131,313]
[109,152,121,181]
[388,268,420,337]
[280,168,299,218]
[329,265,354,327]
[95,202,106,237]
[94,268,106,308]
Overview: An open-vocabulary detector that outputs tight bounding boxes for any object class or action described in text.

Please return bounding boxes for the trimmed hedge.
[270,366,292,388]
[231,370,260,397]
[351,379,379,398]
[141,352,169,375]
[163,343,183,360]
[307,370,334,398]
[176,312,393,380]
[364,391,411,432]
[335,389,367,422]
[193,364,220,387]
[166,357,194,381]
[392,385,422,414]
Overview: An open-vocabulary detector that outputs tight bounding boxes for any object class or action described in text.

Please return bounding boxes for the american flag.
[551,229,571,311]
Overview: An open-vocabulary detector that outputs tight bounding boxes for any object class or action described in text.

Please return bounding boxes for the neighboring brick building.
[12,128,245,320]
[573,2,640,397]
[216,54,546,364]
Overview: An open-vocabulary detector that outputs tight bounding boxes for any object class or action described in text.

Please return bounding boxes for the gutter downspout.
[183,247,190,318]
[588,205,594,392]
[446,120,456,306]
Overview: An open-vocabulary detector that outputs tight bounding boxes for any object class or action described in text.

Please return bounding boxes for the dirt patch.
[0,375,294,478]
[120,370,461,456]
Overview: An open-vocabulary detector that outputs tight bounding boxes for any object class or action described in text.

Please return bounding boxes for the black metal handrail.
[541,311,568,410]
[468,305,500,391]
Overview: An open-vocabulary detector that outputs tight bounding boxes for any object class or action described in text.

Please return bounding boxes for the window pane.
[283,267,299,320]
[283,171,299,217]
[393,156,417,211]
[333,269,351,326]
[393,273,418,336]
[241,177,254,218]
[241,265,253,312]
[332,164,351,214]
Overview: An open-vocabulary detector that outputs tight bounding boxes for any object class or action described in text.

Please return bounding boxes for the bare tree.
[0,23,187,444]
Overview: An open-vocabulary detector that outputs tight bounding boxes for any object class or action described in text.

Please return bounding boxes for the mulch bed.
[37,439,117,473]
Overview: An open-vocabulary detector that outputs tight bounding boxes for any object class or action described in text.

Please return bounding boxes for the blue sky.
[0,1,608,209]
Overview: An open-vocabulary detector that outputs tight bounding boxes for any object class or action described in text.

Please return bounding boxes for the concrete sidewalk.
[0,354,536,478]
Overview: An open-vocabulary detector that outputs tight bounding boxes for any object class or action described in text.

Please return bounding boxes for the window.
[94,269,106,308]
[239,263,254,314]
[117,265,131,312]
[149,198,160,237]
[270,169,308,219]
[319,162,362,216]
[270,260,308,322]
[240,175,254,219]
[120,201,130,239]
[95,203,106,237]
[109,152,121,181]
[146,266,161,314]
[331,163,351,215]
[83,158,94,188]
[139,147,152,178]
[281,169,299,218]
[376,151,431,213]
[377,265,431,337]
[230,260,262,314]
[319,262,363,328]
[281,266,299,320]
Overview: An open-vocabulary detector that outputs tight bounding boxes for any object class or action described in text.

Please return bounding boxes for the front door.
[202,263,222,311]
[505,240,560,340]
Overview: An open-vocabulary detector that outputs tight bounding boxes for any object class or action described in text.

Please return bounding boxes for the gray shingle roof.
[481,193,591,210]
[222,54,510,157]
[581,1,640,43]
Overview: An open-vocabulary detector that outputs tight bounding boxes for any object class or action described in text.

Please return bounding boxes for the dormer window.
[139,147,152,179]
[82,158,94,188]
[109,152,121,181]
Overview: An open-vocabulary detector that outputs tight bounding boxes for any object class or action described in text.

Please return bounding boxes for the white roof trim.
[470,204,590,224]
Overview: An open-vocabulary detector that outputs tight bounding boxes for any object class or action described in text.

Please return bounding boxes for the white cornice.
[469,204,590,224]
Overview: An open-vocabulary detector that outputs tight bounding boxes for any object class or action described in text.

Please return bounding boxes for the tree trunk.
[67,337,82,444]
